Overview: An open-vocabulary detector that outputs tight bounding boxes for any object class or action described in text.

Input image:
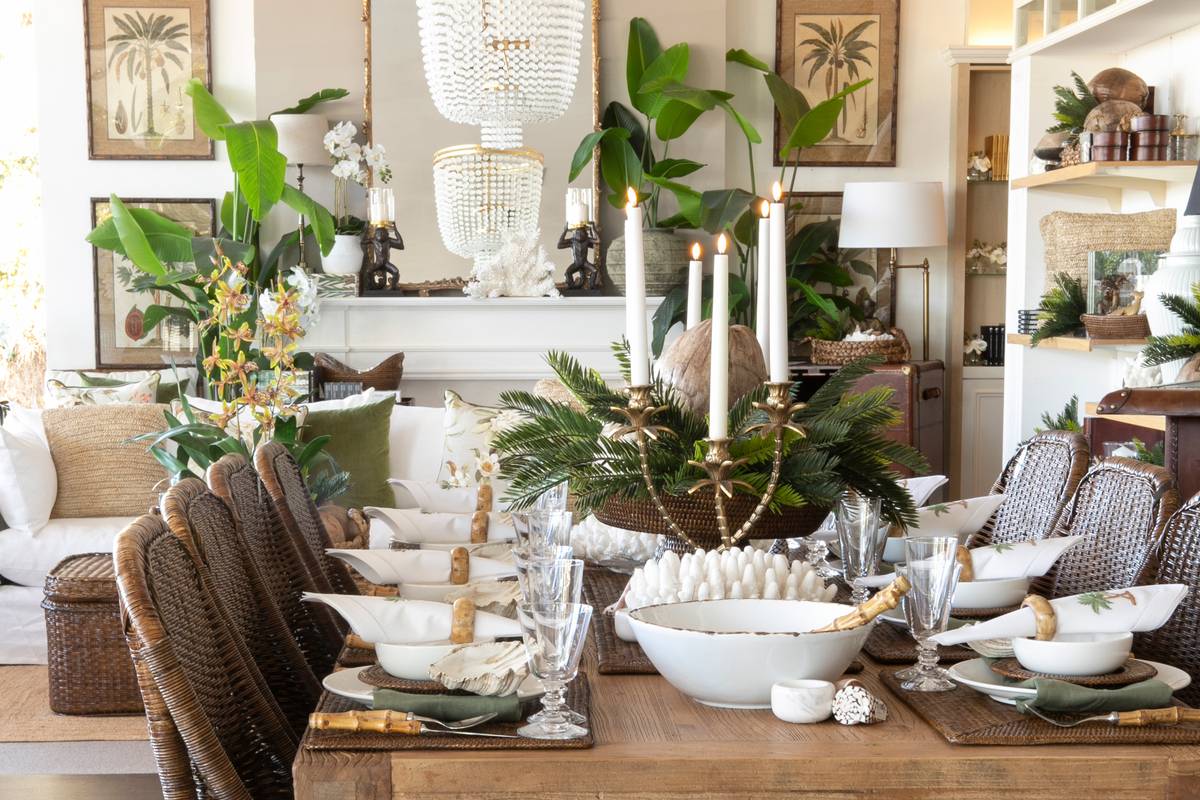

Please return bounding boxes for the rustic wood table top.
[294,649,1200,800]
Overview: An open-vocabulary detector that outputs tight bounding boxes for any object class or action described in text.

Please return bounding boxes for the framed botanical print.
[788,192,891,325]
[84,0,213,159]
[92,197,214,368]
[775,0,899,167]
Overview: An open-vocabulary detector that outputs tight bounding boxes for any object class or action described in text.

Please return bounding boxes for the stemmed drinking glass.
[533,481,570,513]
[516,601,593,740]
[835,491,887,605]
[898,536,961,692]
[514,553,584,607]
[803,531,839,579]
[511,511,574,559]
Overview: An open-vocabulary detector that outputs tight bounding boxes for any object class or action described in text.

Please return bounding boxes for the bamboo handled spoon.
[1024,706,1200,728]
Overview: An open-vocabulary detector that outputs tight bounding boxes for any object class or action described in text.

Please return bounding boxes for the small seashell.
[429,641,529,697]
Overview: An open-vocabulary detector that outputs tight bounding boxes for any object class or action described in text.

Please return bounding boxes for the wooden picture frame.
[774,0,899,167]
[788,191,891,325]
[91,197,214,368]
[84,0,213,160]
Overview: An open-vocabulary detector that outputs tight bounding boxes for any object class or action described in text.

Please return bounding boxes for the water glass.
[898,536,961,692]
[533,481,570,512]
[511,511,574,559]
[516,602,593,740]
[514,553,584,607]
[835,491,886,605]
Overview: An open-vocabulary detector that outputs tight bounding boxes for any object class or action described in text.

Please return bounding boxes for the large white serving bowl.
[1012,632,1133,676]
[628,599,873,708]
[952,577,1030,610]
[377,640,469,680]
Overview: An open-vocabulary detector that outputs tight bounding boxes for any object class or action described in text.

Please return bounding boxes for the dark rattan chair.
[1134,493,1200,707]
[1046,456,1180,599]
[162,479,322,736]
[114,515,297,799]
[970,430,1090,548]
[255,440,360,596]
[207,453,344,677]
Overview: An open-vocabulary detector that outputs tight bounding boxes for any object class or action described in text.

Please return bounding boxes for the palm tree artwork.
[105,10,189,139]
[796,17,876,141]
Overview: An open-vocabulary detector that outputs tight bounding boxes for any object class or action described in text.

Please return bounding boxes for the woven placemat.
[582,568,658,675]
[880,671,1200,745]
[337,643,376,669]
[989,658,1157,688]
[357,665,470,695]
[303,675,593,751]
[865,621,975,664]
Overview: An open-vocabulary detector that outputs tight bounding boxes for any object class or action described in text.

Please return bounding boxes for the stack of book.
[985,134,1009,181]
[980,324,1007,366]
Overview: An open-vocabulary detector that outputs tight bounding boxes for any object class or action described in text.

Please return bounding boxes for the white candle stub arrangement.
[624,548,837,610]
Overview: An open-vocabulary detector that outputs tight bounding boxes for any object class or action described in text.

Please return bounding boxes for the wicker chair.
[115,515,297,799]
[1133,493,1200,707]
[162,479,322,736]
[1045,456,1180,599]
[255,440,360,596]
[207,453,344,677]
[970,430,1090,548]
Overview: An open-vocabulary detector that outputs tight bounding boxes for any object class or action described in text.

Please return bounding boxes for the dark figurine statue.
[363,225,404,291]
[557,223,600,292]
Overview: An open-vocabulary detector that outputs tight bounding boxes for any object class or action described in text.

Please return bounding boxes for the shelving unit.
[1014,0,1200,58]
[1011,160,1197,191]
[1006,333,1148,351]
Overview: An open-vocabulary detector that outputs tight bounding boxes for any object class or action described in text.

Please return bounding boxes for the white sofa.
[0,397,446,664]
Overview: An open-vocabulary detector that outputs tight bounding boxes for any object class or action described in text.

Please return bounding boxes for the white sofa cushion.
[388,404,445,486]
[0,517,135,587]
[0,585,48,664]
[0,408,56,530]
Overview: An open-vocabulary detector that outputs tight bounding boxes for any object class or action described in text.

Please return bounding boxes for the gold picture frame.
[84,0,213,160]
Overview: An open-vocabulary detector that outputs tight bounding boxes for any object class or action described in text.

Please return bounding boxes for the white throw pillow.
[0,410,57,531]
[45,372,160,407]
[438,390,523,490]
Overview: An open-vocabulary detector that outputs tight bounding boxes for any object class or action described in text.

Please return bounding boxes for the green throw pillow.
[302,396,394,509]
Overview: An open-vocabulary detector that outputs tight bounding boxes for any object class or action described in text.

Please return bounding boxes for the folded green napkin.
[371,689,523,722]
[1013,678,1175,715]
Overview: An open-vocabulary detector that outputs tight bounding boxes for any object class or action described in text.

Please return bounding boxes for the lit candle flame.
[760,199,770,218]
[626,186,638,209]
[771,181,783,202]
[717,233,728,254]
[691,242,702,260]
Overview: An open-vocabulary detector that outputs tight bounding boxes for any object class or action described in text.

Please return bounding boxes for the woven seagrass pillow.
[42,404,168,518]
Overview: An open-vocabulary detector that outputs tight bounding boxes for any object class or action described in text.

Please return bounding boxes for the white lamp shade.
[272,113,330,166]
[838,181,947,249]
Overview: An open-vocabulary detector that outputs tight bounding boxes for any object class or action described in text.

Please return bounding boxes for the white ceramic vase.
[1144,215,1200,338]
[323,234,364,275]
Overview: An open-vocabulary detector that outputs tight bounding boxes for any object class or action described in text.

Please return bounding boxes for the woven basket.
[1080,313,1150,339]
[808,328,910,366]
[594,493,828,552]
[1040,209,1175,292]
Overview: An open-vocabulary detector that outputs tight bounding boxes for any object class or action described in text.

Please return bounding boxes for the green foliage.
[494,348,925,530]
[273,88,350,116]
[1036,395,1081,434]
[1132,437,1165,467]
[1031,272,1086,346]
[1143,285,1200,367]
[1048,71,1098,136]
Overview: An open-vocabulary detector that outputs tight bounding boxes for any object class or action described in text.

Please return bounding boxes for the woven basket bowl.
[808,328,911,366]
[595,494,829,552]
[1080,313,1150,339]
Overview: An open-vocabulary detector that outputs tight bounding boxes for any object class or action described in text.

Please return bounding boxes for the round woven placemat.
[989,657,1157,688]
[951,604,1020,619]
[358,665,466,695]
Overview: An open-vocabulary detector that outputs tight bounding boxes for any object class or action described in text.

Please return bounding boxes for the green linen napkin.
[371,689,523,722]
[1013,678,1175,715]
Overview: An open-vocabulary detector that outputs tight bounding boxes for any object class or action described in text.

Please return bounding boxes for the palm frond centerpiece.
[494,345,926,551]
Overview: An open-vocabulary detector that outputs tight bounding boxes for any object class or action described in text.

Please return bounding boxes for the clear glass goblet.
[514,554,584,607]
[898,536,962,692]
[517,602,593,740]
[835,491,886,605]
[803,533,839,579]
[510,510,574,559]
[533,481,570,512]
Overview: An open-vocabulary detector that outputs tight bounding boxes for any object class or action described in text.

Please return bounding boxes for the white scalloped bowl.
[628,599,872,709]
[952,577,1030,610]
[376,641,461,681]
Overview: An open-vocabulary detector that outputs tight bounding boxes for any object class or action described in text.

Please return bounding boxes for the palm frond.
[1035,395,1081,433]
[1031,272,1086,345]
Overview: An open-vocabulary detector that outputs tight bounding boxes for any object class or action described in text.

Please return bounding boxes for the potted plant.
[323,120,390,275]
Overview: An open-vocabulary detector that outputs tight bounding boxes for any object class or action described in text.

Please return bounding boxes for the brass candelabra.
[609,381,807,551]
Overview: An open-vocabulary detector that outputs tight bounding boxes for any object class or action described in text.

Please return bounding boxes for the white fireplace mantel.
[302,295,664,405]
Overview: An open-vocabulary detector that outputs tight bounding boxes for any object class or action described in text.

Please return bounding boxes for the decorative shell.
[1088,68,1149,108]
[655,320,768,416]
[441,580,521,618]
[1083,100,1145,133]
[429,641,529,696]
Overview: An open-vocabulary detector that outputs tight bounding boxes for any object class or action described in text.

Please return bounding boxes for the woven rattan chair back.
[1047,456,1180,598]
[971,430,1090,548]
[1134,493,1200,706]
[162,479,321,736]
[207,453,344,676]
[114,515,297,800]
[255,440,360,596]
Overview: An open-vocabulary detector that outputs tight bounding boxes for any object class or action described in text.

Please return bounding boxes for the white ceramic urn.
[1144,215,1200,337]
[323,234,364,275]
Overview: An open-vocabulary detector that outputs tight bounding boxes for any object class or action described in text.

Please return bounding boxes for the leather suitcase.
[852,361,946,480]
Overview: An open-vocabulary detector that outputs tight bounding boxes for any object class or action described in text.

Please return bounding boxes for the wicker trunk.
[42,553,143,715]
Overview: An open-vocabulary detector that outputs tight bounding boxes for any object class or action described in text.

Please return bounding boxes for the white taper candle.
[755,200,771,366]
[686,242,703,330]
[624,188,650,385]
[709,234,730,440]
[768,182,788,383]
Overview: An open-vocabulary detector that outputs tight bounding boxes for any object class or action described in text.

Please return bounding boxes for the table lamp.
[273,112,330,271]
[839,181,947,360]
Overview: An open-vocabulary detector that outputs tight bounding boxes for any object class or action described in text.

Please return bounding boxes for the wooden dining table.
[293,648,1200,799]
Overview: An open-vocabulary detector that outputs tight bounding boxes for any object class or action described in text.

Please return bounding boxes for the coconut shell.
[654,320,768,416]
[1088,68,1149,108]
[320,504,368,549]
[1084,100,1145,133]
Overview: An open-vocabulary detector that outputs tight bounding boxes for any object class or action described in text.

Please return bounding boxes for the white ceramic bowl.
[1011,632,1133,676]
[882,536,905,563]
[628,599,873,708]
[909,494,1007,541]
[613,608,637,642]
[376,640,462,680]
[951,577,1030,610]
[771,679,835,724]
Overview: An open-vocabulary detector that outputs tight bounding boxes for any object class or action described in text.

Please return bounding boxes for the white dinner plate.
[881,606,907,627]
[320,665,545,706]
[948,657,1192,705]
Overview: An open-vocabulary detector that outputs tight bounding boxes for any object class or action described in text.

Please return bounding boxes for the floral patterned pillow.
[438,390,523,490]
[45,372,160,407]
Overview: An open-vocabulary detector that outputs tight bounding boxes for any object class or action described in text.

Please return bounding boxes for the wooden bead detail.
[450,597,475,644]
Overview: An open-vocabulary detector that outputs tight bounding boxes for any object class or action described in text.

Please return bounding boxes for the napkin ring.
[470,511,489,544]
[1021,594,1057,640]
[476,484,494,512]
[955,545,974,583]
[450,597,476,644]
[450,546,470,585]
